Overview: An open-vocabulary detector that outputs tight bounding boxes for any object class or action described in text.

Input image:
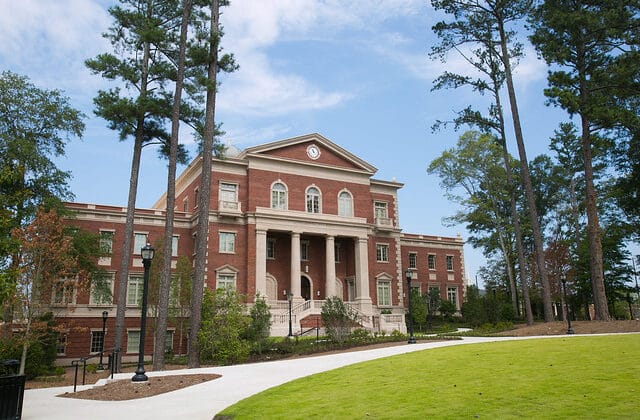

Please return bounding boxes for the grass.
[217,335,640,419]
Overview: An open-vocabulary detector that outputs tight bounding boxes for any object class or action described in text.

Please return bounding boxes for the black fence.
[0,360,25,420]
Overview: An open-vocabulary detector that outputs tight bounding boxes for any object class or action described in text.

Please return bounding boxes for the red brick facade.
[55,133,465,362]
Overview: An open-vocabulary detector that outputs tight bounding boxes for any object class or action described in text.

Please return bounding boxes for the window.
[216,273,236,290]
[374,201,388,219]
[99,231,114,255]
[447,286,458,307]
[183,198,189,212]
[90,331,105,354]
[127,276,144,306]
[165,330,174,353]
[52,279,75,305]
[127,330,140,353]
[377,281,391,306]
[219,232,236,253]
[376,244,389,262]
[194,188,199,208]
[301,241,310,261]
[306,186,321,213]
[172,235,179,257]
[56,334,67,356]
[267,239,275,259]
[90,273,114,305]
[271,182,287,210]
[334,243,341,263]
[446,255,454,271]
[428,254,436,270]
[338,191,353,217]
[220,182,237,203]
[133,233,147,255]
[409,253,417,269]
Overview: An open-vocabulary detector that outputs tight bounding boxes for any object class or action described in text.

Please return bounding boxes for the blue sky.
[1,0,578,284]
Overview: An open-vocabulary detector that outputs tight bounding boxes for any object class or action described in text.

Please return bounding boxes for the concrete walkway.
[21,335,560,420]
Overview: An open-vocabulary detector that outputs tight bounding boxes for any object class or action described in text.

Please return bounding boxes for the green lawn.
[218,335,640,419]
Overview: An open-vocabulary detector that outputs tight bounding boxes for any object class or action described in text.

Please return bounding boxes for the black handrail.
[71,348,120,392]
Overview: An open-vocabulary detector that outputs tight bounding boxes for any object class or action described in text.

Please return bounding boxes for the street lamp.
[405,269,416,344]
[560,273,575,335]
[98,310,108,370]
[132,243,154,382]
[287,291,293,338]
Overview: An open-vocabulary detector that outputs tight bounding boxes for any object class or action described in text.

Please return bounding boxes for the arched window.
[338,190,353,217]
[271,182,287,210]
[306,186,321,213]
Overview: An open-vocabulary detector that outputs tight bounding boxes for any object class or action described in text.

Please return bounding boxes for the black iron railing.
[71,348,120,392]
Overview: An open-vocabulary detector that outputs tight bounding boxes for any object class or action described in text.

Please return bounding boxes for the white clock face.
[307,144,321,160]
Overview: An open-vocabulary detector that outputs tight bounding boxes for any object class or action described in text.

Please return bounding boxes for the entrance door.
[301,276,311,301]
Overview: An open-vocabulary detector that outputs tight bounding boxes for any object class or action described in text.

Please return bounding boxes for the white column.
[255,229,267,298]
[325,235,336,297]
[355,237,372,309]
[290,232,301,298]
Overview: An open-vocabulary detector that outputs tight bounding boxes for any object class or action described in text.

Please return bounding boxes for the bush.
[245,294,272,355]
[321,297,358,344]
[199,289,250,365]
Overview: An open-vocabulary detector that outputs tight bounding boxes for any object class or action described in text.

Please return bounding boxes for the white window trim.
[305,185,322,214]
[126,275,144,307]
[376,243,389,263]
[428,254,436,270]
[219,231,236,254]
[99,230,115,255]
[301,240,310,261]
[89,329,107,354]
[376,277,392,307]
[89,272,115,306]
[446,255,454,271]
[267,238,276,260]
[216,265,238,290]
[409,252,417,269]
[51,278,77,306]
[338,189,354,217]
[270,180,288,210]
[126,329,141,354]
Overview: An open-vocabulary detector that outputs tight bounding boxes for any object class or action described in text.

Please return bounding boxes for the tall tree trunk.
[580,116,610,320]
[113,24,152,371]
[576,37,610,320]
[493,85,533,324]
[154,0,193,371]
[497,20,554,322]
[189,0,220,368]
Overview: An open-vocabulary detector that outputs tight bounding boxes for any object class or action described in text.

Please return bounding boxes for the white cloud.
[0,0,110,100]
[218,0,424,118]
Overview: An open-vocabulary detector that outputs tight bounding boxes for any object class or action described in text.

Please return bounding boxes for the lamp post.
[561,273,575,335]
[132,243,154,382]
[98,310,108,370]
[405,269,416,344]
[287,291,293,338]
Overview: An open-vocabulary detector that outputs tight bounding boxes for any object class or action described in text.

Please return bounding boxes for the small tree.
[10,209,93,374]
[199,288,249,365]
[169,256,192,355]
[321,297,358,344]
[245,294,271,355]
[439,300,457,322]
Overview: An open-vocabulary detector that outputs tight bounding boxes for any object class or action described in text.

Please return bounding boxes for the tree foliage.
[321,297,358,344]
[199,288,249,365]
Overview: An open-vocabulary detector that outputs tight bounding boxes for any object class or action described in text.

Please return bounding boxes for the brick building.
[54,133,466,363]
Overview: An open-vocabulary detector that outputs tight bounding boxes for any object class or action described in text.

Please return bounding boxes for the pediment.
[238,133,377,175]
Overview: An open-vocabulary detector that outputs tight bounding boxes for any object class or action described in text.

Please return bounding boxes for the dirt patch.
[57,373,220,401]
[495,320,640,336]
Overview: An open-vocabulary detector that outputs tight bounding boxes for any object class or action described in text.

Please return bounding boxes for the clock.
[306,144,321,160]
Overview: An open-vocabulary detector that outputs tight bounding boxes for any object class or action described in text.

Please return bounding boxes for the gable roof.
[237,133,378,175]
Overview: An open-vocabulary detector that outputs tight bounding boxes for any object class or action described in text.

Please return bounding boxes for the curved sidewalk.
[22,335,559,420]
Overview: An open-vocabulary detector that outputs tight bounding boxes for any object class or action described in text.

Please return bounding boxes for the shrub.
[199,289,250,365]
[245,294,272,355]
[321,297,358,344]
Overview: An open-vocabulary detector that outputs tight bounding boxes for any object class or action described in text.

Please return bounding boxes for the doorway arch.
[301,276,311,301]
